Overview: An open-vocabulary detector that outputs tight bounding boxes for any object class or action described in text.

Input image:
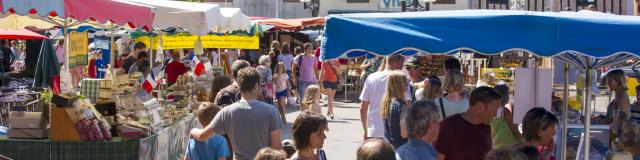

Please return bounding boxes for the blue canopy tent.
[320,10,640,159]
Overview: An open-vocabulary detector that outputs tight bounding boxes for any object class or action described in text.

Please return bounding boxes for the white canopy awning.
[125,0,250,35]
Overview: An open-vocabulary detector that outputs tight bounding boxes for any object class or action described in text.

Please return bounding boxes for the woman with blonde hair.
[436,70,469,118]
[604,69,631,139]
[301,85,322,113]
[381,71,409,148]
[415,77,443,102]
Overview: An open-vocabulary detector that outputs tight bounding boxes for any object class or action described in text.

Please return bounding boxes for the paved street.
[281,92,362,160]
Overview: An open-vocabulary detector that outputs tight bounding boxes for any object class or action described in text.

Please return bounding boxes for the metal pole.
[561,63,569,160]
[583,66,592,160]
[109,26,116,78]
[63,19,69,70]
[149,30,154,70]
[533,56,538,107]
[275,0,280,18]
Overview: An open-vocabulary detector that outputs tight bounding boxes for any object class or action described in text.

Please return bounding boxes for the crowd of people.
[354,55,563,160]
[166,44,571,160]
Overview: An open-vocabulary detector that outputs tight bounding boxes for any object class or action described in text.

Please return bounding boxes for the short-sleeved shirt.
[278,54,294,71]
[360,71,412,138]
[276,74,289,91]
[122,56,136,73]
[210,100,283,160]
[384,99,407,148]
[435,97,470,118]
[322,60,339,83]
[187,135,230,160]
[214,84,241,107]
[434,114,491,160]
[165,61,187,84]
[396,138,437,160]
[294,55,318,82]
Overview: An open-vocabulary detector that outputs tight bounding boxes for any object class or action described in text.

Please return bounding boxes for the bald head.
[357,139,397,160]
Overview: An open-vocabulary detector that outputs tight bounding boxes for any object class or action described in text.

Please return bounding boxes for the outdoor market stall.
[0,1,205,159]
[320,10,640,159]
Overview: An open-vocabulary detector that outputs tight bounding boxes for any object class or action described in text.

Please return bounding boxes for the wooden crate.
[50,107,81,141]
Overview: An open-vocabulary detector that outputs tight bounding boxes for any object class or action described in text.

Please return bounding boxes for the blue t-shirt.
[187,135,230,160]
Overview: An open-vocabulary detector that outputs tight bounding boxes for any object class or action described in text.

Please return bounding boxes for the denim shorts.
[322,81,338,89]
[276,90,288,99]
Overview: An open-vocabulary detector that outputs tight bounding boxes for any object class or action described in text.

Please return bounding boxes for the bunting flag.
[142,71,157,93]
[191,56,206,76]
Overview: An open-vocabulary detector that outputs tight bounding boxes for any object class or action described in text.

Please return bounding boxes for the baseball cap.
[404,57,420,68]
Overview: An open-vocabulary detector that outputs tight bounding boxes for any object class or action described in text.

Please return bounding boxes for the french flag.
[191,56,206,76]
[142,71,158,93]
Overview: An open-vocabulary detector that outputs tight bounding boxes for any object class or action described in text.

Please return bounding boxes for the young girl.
[380,71,409,148]
[274,62,290,123]
[301,85,321,114]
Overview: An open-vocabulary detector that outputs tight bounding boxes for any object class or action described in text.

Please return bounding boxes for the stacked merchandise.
[7,111,48,139]
[161,104,190,127]
[168,75,192,101]
[7,77,34,89]
[0,91,40,126]
[65,98,112,141]
[111,74,134,95]
[115,92,163,140]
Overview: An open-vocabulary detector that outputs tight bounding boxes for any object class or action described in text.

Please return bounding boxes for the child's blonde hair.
[301,85,320,111]
[380,71,407,118]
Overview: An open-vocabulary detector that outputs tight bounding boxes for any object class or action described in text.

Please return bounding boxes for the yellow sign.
[68,31,88,67]
[135,34,259,50]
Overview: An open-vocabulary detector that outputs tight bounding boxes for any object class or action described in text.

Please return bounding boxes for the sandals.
[327,112,334,120]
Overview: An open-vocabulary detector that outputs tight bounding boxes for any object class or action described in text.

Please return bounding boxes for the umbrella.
[33,39,60,88]
[0,29,47,39]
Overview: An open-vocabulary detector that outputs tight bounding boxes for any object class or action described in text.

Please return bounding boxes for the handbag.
[264,82,275,98]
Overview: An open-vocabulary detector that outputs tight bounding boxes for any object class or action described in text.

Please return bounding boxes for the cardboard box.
[50,107,81,141]
[99,80,113,89]
[8,112,45,129]
[8,128,49,139]
[99,89,112,99]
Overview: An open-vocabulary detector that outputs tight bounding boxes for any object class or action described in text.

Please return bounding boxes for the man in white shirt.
[360,54,410,139]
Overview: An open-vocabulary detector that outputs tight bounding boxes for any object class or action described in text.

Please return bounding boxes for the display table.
[0,113,197,160]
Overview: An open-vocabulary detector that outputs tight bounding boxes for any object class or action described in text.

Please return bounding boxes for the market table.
[0,113,197,160]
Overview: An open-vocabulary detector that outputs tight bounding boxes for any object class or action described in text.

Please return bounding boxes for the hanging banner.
[68,31,88,68]
[135,33,259,50]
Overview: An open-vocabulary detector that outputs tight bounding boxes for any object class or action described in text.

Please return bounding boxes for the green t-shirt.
[490,117,519,148]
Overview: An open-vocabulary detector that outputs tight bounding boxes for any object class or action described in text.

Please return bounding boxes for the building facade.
[319,0,470,16]
[205,0,314,18]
